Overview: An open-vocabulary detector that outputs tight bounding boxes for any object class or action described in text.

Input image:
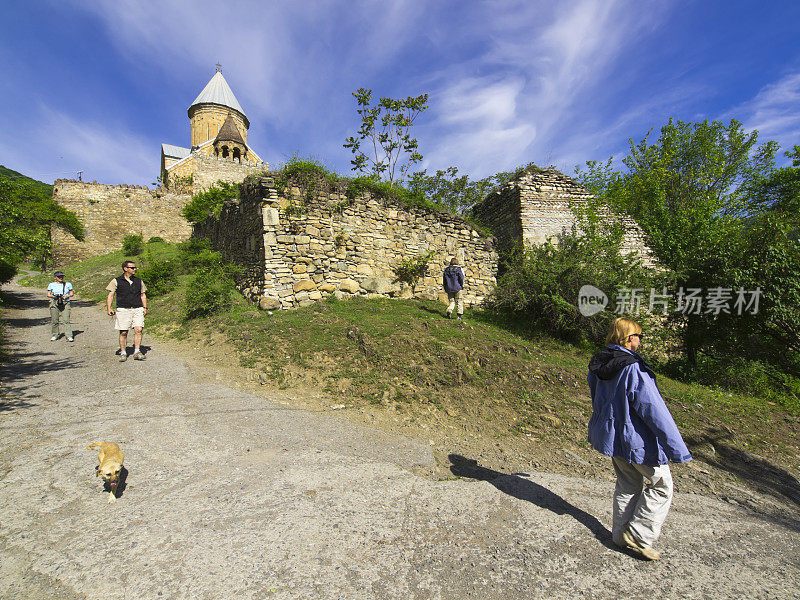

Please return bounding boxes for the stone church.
[160,67,267,191]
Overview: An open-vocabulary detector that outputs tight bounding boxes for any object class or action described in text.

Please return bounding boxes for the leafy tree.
[576,120,800,398]
[182,181,240,223]
[577,119,778,278]
[343,88,428,185]
[0,173,84,278]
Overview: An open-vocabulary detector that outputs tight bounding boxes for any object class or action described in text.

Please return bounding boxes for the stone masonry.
[165,153,267,193]
[194,177,499,310]
[473,167,654,265]
[51,180,193,265]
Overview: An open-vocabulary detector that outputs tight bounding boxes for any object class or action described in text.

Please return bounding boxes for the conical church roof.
[188,71,248,125]
[214,114,246,145]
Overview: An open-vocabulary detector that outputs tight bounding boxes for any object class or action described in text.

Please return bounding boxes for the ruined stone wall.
[472,168,654,265]
[195,176,499,310]
[51,180,192,265]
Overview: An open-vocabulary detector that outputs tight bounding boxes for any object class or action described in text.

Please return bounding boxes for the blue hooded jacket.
[443,265,464,293]
[587,345,692,466]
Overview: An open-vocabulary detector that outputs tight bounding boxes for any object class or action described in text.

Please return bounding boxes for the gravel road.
[1,280,799,599]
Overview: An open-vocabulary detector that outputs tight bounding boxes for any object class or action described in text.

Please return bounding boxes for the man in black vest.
[106,260,148,362]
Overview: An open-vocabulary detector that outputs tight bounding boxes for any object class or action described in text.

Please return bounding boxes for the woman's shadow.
[449,454,615,549]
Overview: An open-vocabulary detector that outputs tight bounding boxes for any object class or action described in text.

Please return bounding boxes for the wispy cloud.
[733,71,800,156]
[421,0,675,177]
[0,103,154,184]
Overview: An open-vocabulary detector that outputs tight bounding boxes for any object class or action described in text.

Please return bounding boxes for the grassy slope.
[0,165,53,194]
[17,247,800,501]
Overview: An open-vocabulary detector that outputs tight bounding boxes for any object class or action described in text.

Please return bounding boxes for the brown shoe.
[119,354,128,362]
[621,530,660,561]
[133,351,146,361]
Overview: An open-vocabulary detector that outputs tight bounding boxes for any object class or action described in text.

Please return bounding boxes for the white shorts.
[115,307,145,330]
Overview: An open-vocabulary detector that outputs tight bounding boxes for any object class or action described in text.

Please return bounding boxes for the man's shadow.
[449,454,615,549]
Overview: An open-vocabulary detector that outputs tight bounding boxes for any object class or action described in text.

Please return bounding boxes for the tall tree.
[343,88,428,185]
[578,119,777,277]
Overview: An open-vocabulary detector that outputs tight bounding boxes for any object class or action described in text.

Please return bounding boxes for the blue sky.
[1,1,799,187]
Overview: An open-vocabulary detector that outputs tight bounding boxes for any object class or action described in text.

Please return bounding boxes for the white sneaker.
[67,337,74,342]
[50,336,58,341]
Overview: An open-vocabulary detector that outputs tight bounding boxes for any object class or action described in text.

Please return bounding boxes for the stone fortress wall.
[473,168,654,266]
[194,176,499,310]
[52,154,269,266]
[51,180,194,265]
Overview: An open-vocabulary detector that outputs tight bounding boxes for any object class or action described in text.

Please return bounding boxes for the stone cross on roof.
[216,62,222,73]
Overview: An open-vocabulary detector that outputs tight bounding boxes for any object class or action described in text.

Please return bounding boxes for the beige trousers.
[611,456,674,547]
[446,290,463,316]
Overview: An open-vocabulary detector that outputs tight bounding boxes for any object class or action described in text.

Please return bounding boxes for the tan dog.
[87,442,124,503]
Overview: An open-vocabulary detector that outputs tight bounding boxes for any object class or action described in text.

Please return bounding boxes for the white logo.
[578,285,608,317]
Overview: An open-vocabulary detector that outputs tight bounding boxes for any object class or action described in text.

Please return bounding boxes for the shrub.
[177,237,223,272]
[489,203,656,345]
[138,259,178,297]
[183,263,237,319]
[147,236,165,244]
[122,234,144,255]
[393,252,435,292]
[182,181,239,223]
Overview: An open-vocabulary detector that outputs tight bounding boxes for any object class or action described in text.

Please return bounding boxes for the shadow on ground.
[686,429,800,507]
[449,453,614,549]
[0,352,81,378]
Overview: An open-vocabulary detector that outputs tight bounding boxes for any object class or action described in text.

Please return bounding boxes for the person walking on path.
[443,257,465,320]
[587,317,692,561]
[106,260,148,362]
[46,270,74,341]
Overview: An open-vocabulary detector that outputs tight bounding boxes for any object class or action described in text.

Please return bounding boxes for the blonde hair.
[605,317,642,347]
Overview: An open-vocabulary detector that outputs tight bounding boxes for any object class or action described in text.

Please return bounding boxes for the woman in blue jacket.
[588,317,692,560]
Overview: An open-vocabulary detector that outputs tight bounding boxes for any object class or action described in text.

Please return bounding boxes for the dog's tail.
[87,442,101,450]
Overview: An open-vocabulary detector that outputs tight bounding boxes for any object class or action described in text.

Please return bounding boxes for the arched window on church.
[222,146,229,158]
[233,148,241,163]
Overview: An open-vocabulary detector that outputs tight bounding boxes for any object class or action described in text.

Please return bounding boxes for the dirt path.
[1,281,799,600]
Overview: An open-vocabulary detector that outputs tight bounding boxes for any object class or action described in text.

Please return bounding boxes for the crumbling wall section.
[194,176,499,310]
[167,154,267,193]
[472,168,654,265]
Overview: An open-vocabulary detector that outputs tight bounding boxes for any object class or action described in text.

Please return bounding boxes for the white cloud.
[735,71,800,155]
[422,0,672,176]
[0,103,155,185]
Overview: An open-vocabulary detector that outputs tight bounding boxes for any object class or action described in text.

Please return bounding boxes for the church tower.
[160,66,265,190]
[188,67,250,148]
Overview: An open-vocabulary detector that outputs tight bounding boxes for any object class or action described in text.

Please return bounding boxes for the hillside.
[0,165,53,194]
[15,246,800,514]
